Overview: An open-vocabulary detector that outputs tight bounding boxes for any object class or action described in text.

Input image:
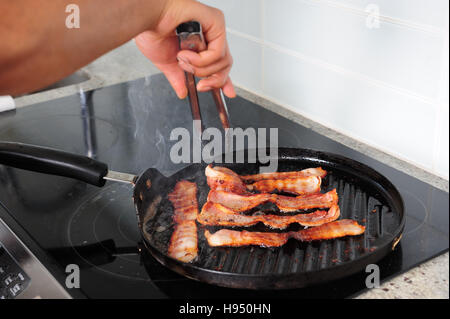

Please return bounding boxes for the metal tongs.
[176,21,230,133]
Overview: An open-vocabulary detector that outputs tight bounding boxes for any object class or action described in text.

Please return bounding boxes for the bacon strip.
[207,189,338,212]
[291,219,365,242]
[206,165,322,195]
[207,190,273,212]
[167,181,199,263]
[204,219,365,247]
[276,189,338,212]
[198,202,340,229]
[205,165,249,194]
[241,167,327,183]
[167,221,198,263]
[247,176,321,195]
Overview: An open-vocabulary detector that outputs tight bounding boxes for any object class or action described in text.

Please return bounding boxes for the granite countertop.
[12,41,449,299]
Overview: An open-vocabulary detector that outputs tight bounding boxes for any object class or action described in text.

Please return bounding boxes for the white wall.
[201,0,449,179]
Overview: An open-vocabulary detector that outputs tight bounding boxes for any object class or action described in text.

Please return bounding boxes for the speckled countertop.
[12,42,449,299]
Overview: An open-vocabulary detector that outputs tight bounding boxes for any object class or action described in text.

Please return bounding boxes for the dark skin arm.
[0,0,235,98]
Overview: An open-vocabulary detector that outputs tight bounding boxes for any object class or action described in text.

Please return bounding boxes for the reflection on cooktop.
[67,183,147,280]
[399,188,429,236]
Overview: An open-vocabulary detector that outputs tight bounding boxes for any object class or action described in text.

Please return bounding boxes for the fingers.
[175,11,230,77]
[176,32,227,68]
[159,63,188,99]
[178,49,235,98]
[177,37,234,97]
[197,70,236,98]
[178,49,232,78]
[137,0,236,98]
[172,2,235,97]
[135,31,187,99]
[222,77,236,98]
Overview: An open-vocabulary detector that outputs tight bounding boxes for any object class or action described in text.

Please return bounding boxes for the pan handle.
[0,142,108,187]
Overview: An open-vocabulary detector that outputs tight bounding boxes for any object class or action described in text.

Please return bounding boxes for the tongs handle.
[176,21,230,131]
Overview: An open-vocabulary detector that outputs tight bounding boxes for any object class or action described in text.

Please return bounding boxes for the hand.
[135,0,235,99]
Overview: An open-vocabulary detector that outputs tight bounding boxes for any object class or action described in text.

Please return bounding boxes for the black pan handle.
[0,142,108,187]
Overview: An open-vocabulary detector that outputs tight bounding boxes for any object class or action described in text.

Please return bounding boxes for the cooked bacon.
[247,176,321,195]
[291,219,365,242]
[240,167,327,183]
[276,189,338,212]
[207,190,273,211]
[205,165,249,194]
[167,221,198,263]
[207,189,338,212]
[168,181,199,263]
[205,227,289,248]
[198,202,340,229]
[204,219,365,247]
[206,165,322,195]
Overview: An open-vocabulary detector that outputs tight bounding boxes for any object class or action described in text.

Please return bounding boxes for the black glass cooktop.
[0,74,448,298]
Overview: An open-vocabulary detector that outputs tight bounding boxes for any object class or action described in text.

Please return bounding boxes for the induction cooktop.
[0,74,448,298]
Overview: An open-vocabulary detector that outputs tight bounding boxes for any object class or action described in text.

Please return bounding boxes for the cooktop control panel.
[0,216,71,299]
[0,244,30,299]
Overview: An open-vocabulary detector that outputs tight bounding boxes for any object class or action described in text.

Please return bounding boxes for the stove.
[0,74,448,298]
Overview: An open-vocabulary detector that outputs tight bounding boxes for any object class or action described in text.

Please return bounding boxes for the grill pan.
[0,143,405,289]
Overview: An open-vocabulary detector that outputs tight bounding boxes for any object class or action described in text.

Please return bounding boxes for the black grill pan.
[135,148,405,289]
[0,143,405,289]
